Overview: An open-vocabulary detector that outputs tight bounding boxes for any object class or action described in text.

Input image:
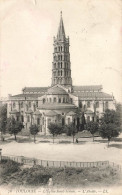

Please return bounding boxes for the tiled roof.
[85,110,94,114]
[9,109,19,114]
[73,85,102,91]
[45,110,58,116]
[38,103,77,110]
[22,85,102,93]
[25,109,33,114]
[47,86,68,95]
[33,110,41,115]
[73,92,113,100]
[22,87,48,93]
[10,94,43,100]
[66,111,76,116]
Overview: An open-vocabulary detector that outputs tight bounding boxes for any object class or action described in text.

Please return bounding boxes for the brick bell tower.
[51,12,72,88]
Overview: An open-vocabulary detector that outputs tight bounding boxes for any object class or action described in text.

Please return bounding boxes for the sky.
[0,0,122,102]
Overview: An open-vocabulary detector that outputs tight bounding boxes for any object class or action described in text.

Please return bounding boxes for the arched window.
[63,98,65,103]
[36,101,38,107]
[37,118,40,125]
[68,118,70,125]
[21,115,24,122]
[27,115,30,122]
[87,101,90,108]
[79,101,82,108]
[48,118,51,125]
[58,55,60,60]
[43,99,46,104]
[96,102,99,108]
[84,105,86,110]
[54,63,56,69]
[54,98,56,103]
[62,118,65,126]
[58,62,60,68]
[61,70,62,76]
[87,116,90,122]
[33,104,36,111]
[61,55,62,60]
[105,101,108,109]
[61,46,62,51]
[70,98,72,103]
[54,72,56,77]
[21,102,23,108]
[58,71,60,76]
[29,102,31,107]
[26,105,28,111]
[61,62,62,68]
[13,102,16,108]
[58,46,60,52]
[59,98,61,103]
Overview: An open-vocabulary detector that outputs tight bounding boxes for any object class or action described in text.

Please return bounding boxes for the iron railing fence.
[1,155,121,170]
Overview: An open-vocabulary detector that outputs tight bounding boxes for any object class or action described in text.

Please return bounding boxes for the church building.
[7,13,115,134]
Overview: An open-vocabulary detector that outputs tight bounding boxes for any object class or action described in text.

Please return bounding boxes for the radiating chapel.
[7,13,115,134]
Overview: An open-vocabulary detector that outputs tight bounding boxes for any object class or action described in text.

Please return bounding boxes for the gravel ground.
[1,136,122,166]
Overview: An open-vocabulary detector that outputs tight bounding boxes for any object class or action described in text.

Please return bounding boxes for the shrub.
[1,159,20,175]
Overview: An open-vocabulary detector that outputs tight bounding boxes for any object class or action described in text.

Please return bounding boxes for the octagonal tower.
[51,12,72,88]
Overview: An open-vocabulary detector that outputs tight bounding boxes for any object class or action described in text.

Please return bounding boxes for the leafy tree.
[0,104,7,141]
[6,117,24,141]
[86,121,99,142]
[48,123,62,143]
[80,112,86,130]
[99,108,121,146]
[101,109,121,126]
[63,123,77,143]
[30,124,39,143]
[115,103,122,131]
[99,122,120,146]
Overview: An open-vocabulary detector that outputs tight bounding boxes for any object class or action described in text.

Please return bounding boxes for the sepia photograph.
[0,0,122,195]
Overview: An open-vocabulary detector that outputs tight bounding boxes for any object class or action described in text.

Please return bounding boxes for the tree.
[0,104,7,141]
[86,121,99,142]
[6,117,24,141]
[101,109,121,126]
[80,112,86,130]
[115,103,122,131]
[99,108,121,146]
[99,122,120,146]
[48,123,62,143]
[63,123,77,143]
[30,124,39,143]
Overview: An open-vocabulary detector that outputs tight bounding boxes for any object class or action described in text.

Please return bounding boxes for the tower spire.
[57,11,65,40]
[52,13,72,88]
